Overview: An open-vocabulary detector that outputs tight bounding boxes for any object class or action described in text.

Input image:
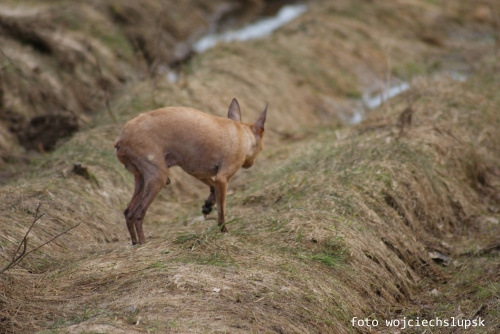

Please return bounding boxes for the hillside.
[1,0,499,333]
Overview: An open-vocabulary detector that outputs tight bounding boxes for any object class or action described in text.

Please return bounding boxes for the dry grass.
[2,73,498,333]
[1,0,500,333]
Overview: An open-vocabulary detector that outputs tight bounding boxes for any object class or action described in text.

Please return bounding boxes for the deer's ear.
[228,98,241,122]
[254,103,267,134]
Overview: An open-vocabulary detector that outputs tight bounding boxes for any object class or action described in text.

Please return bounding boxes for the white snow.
[193,4,308,53]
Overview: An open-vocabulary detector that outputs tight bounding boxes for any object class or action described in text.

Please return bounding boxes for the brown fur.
[114,99,267,244]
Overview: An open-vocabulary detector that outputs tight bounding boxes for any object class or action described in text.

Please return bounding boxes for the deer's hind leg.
[124,172,145,245]
[124,161,169,245]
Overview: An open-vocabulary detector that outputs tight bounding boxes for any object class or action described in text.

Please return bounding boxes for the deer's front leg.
[214,174,228,233]
[202,187,215,217]
[199,178,216,217]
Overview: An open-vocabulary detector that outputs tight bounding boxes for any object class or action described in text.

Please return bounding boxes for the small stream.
[168,3,469,126]
[363,82,411,110]
[166,3,307,83]
[347,71,468,124]
[193,4,307,53]
[336,81,412,125]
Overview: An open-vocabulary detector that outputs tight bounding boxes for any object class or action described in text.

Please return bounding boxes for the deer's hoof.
[202,200,214,215]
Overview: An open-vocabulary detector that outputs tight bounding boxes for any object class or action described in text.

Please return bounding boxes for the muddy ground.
[0,0,499,333]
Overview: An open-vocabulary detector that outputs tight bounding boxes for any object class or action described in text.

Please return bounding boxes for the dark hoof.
[166,177,171,185]
[220,225,228,233]
[202,200,214,215]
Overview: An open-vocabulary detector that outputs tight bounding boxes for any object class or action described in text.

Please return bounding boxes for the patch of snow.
[363,82,411,110]
[193,4,308,53]
[166,70,179,83]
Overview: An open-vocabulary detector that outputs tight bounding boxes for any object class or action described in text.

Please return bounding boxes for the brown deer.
[114,99,267,244]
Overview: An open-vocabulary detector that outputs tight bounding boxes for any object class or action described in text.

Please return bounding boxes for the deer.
[114,99,267,245]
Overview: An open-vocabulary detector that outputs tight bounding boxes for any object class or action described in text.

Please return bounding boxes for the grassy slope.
[0,0,246,158]
[1,0,499,333]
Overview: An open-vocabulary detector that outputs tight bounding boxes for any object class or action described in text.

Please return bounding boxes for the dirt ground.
[0,0,499,333]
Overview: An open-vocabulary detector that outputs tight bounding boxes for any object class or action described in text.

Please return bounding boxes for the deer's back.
[117,107,246,177]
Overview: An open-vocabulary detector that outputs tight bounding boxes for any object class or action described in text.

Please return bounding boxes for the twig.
[397,106,413,138]
[0,204,44,274]
[13,204,43,258]
[0,48,31,82]
[471,304,488,319]
[22,222,81,261]
[0,204,81,274]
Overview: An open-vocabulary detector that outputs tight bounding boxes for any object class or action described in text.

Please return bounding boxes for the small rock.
[430,288,440,297]
[440,241,451,249]
[428,251,450,266]
[124,305,138,314]
[212,287,221,293]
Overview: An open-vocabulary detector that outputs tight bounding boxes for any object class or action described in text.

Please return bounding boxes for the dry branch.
[0,204,81,274]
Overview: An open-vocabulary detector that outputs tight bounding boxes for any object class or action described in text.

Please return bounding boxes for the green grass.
[48,308,110,330]
[145,260,166,270]
[98,32,134,59]
[474,282,499,300]
[298,237,349,269]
